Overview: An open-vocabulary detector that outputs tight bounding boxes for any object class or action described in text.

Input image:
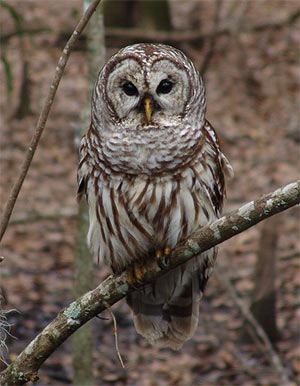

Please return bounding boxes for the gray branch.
[0,180,299,385]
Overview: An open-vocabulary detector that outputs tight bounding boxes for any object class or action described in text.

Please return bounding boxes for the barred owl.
[78,44,233,350]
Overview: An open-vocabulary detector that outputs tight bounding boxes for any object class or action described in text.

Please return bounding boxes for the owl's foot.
[126,260,146,287]
[126,248,171,286]
[155,247,171,269]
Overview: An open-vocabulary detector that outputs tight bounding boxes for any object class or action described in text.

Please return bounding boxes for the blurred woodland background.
[0,0,299,385]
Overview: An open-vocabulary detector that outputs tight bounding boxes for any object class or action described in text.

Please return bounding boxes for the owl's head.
[92,44,206,131]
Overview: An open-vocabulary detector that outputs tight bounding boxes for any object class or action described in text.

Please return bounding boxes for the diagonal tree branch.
[0,0,102,243]
[0,180,298,385]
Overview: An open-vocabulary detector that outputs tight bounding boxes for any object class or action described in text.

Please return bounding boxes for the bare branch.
[104,304,125,369]
[103,9,300,43]
[0,181,298,385]
[9,212,77,225]
[0,0,102,243]
[0,27,51,43]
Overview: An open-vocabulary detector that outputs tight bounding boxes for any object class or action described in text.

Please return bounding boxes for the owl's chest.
[87,159,218,270]
[98,160,216,238]
[98,124,202,175]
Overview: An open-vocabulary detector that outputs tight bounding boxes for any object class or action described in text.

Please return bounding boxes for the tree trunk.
[71,2,106,385]
[249,216,279,342]
[72,201,94,386]
[103,0,172,30]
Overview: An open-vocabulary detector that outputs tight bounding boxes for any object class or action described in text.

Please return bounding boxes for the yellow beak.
[144,97,153,122]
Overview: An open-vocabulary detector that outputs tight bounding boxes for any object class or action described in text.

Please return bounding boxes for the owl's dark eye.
[122,81,138,96]
[156,79,173,94]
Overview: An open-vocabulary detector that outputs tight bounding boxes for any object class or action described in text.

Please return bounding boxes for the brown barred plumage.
[78,44,233,349]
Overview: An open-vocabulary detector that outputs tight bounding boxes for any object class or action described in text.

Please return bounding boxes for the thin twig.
[0,0,102,243]
[1,28,51,43]
[216,272,292,384]
[0,181,298,385]
[95,315,109,321]
[0,296,17,366]
[104,302,125,369]
[9,212,77,225]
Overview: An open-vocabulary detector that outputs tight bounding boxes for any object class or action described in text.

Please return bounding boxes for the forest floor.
[1,1,299,385]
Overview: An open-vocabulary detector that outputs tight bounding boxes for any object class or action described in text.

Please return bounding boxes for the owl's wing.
[77,133,90,202]
[200,120,234,217]
[204,119,234,179]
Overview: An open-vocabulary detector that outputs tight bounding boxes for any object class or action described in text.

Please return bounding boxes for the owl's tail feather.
[127,254,212,350]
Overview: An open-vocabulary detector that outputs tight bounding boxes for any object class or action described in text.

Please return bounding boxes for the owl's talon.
[126,261,145,287]
[155,247,171,269]
[163,247,171,265]
[155,250,163,260]
[155,249,165,269]
[164,247,171,257]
